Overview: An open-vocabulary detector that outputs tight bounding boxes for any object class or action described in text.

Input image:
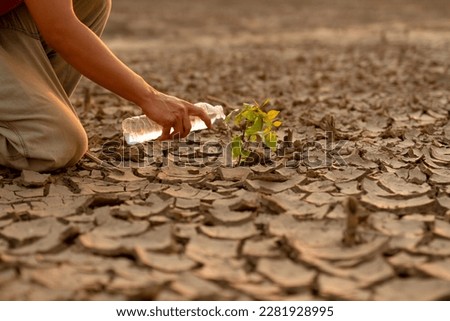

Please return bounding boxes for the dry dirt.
[1,0,450,300]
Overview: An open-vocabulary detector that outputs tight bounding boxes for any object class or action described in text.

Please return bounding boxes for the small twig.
[206,95,232,109]
[342,197,360,246]
[84,152,125,175]
[236,122,248,167]
[83,87,92,113]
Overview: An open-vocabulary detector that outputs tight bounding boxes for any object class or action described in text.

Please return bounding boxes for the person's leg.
[0,4,88,171]
[44,0,112,97]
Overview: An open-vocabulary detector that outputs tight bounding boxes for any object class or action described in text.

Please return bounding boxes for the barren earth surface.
[1,0,450,300]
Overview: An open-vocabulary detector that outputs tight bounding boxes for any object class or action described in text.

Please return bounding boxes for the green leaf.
[260,98,271,108]
[241,149,251,158]
[273,120,282,127]
[267,110,280,120]
[264,132,277,149]
[242,110,257,121]
[233,113,242,126]
[231,136,243,158]
[245,116,263,136]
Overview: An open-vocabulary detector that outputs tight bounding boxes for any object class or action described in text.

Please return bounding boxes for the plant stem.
[236,122,248,167]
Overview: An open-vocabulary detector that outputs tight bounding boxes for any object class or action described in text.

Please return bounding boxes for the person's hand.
[139,90,212,140]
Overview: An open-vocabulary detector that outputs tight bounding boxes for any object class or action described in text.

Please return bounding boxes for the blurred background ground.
[1,0,450,301]
[100,0,450,120]
[105,0,450,39]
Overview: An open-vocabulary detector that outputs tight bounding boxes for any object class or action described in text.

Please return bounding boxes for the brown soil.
[1,0,450,300]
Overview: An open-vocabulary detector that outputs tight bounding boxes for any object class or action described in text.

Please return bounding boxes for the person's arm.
[24,0,211,139]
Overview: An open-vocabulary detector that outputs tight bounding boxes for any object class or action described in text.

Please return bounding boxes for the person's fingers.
[153,99,212,141]
[181,112,192,138]
[188,104,212,129]
[157,125,172,141]
[170,116,184,140]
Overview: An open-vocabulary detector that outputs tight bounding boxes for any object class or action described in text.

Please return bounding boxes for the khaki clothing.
[0,0,111,171]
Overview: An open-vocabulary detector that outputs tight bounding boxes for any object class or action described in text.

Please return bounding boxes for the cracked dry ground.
[1,0,450,300]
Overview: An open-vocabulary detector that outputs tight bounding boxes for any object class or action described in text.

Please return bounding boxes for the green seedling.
[226,99,282,165]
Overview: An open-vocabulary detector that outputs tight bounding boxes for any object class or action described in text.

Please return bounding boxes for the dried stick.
[206,95,232,109]
[342,197,360,246]
[84,152,125,175]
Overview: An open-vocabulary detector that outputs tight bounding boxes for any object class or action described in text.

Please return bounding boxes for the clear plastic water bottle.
[122,102,225,145]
